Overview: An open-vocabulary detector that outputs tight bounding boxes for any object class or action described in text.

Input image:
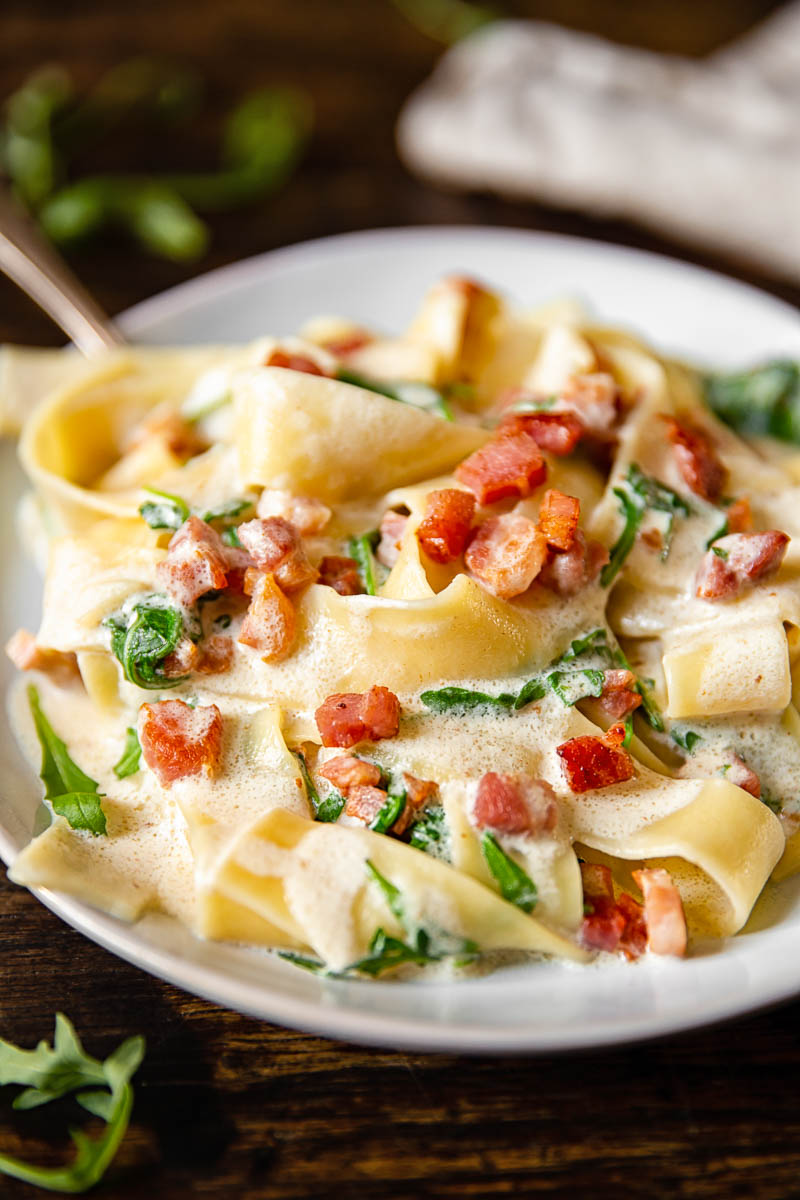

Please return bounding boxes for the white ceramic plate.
[3,226,800,1053]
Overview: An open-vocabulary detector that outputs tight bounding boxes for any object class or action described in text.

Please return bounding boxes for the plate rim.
[5,224,800,1053]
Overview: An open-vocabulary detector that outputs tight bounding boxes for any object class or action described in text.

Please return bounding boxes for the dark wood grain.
[1,2,799,1196]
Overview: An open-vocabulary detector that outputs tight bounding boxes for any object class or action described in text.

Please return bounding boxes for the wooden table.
[2,3,799,1196]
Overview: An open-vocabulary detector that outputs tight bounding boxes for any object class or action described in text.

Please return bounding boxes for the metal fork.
[0,185,125,354]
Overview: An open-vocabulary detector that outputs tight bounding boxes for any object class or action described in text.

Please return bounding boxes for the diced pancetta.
[725,497,752,534]
[157,516,229,607]
[195,634,234,675]
[317,556,364,596]
[538,530,609,597]
[579,862,646,958]
[499,411,583,456]
[392,772,440,836]
[695,530,789,601]
[237,517,318,593]
[345,784,388,824]
[455,430,547,505]
[557,731,635,793]
[237,573,296,661]
[160,638,199,678]
[265,349,328,376]
[725,753,761,799]
[560,372,620,438]
[6,629,79,683]
[322,331,372,357]
[315,686,401,748]
[318,755,382,791]
[416,488,475,563]
[598,669,642,721]
[376,510,409,568]
[664,416,726,502]
[473,773,559,835]
[632,867,688,957]
[464,513,548,600]
[256,488,331,535]
[139,699,223,787]
[537,489,580,552]
[127,409,206,459]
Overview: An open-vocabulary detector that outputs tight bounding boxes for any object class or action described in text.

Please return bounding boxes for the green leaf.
[335,368,453,420]
[348,531,382,596]
[0,1014,144,1194]
[421,686,516,714]
[221,526,241,548]
[601,486,644,586]
[557,628,608,662]
[113,727,141,780]
[314,792,345,823]
[621,711,634,747]
[513,678,547,710]
[671,728,702,753]
[201,497,253,525]
[105,594,185,690]
[409,805,447,855]
[481,832,538,913]
[627,463,690,518]
[369,791,406,835]
[703,360,800,443]
[138,486,190,530]
[712,544,729,561]
[364,860,406,924]
[546,668,605,706]
[27,687,106,836]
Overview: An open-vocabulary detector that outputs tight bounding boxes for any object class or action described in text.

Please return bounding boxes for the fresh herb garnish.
[420,686,516,715]
[481,832,538,913]
[0,1013,144,1194]
[335,368,454,421]
[601,486,643,587]
[671,728,702,753]
[221,526,242,548]
[370,790,406,835]
[113,727,141,780]
[105,594,185,690]
[712,545,729,561]
[409,805,447,856]
[348,530,383,596]
[601,464,691,585]
[291,750,345,823]
[545,668,605,706]
[138,487,190,530]
[512,678,548,710]
[200,497,253,525]
[703,360,800,444]
[28,686,107,836]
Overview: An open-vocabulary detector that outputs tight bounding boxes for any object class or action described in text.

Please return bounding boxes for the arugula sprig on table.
[0,1014,144,1194]
[420,627,664,732]
[28,686,107,836]
[279,860,478,978]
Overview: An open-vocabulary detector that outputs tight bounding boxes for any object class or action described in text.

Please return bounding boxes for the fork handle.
[0,189,126,355]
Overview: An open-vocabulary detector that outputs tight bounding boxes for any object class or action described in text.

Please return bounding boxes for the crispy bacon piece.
[579,862,647,958]
[315,686,400,748]
[256,489,331,535]
[598,669,643,721]
[5,629,79,683]
[322,331,372,357]
[139,699,223,787]
[317,555,364,596]
[664,416,726,502]
[265,349,327,376]
[499,411,583,456]
[128,410,206,459]
[455,431,547,505]
[160,638,199,679]
[345,784,389,824]
[416,488,476,563]
[157,516,229,607]
[238,573,296,661]
[376,509,409,568]
[195,634,234,675]
[537,489,580,552]
[391,772,440,836]
[538,530,609,597]
[695,530,789,601]
[473,773,558,836]
[725,497,752,534]
[465,513,548,600]
[560,372,620,438]
[237,517,318,593]
[557,731,635,793]
[319,754,382,791]
[632,867,688,957]
[725,753,761,799]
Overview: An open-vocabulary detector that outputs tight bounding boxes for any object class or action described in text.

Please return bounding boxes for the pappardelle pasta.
[5,274,800,979]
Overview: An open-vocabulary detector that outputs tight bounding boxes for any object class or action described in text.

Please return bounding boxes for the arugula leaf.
[105,594,185,690]
[558,628,608,662]
[409,805,447,856]
[627,463,690,519]
[481,832,538,912]
[221,526,242,548]
[703,360,800,443]
[138,486,190,531]
[671,728,702,753]
[291,749,344,823]
[609,644,664,733]
[335,368,453,421]
[113,727,141,780]
[421,686,516,715]
[348,530,382,596]
[621,711,634,747]
[0,1013,144,1193]
[601,464,692,583]
[370,791,406,835]
[28,686,107,836]
[712,545,729,561]
[601,486,644,586]
[546,668,605,706]
[201,497,253,525]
